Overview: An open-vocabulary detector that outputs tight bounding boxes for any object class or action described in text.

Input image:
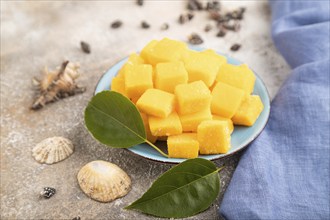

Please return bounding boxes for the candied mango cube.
[117,53,145,78]
[126,53,145,65]
[211,82,245,118]
[141,40,158,63]
[149,112,182,136]
[197,120,231,154]
[216,63,256,94]
[201,49,227,66]
[232,95,264,126]
[184,51,222,87]
[111,76,127,97]
[140,113,157,143]
[155,61,188,93]
[136,89,175,118]
[213,115,234,133]
[124,64,153,98]
[167,133,199,159]
[175,81,211,115]
[148,38,188,65]
[179,108,212,132]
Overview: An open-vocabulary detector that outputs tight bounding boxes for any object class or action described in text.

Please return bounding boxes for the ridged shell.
[77,160,131,203]
[32,137,74,164]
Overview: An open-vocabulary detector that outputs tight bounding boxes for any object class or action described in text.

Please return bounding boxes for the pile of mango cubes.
[111,38,264,159]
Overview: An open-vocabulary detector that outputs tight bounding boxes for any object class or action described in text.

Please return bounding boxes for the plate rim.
[93,52,271,164]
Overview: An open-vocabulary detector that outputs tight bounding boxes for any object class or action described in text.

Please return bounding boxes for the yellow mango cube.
[111,76,127,97]
[232,95,264,126]
[197,120,231,154]
[136,89,175,118]
[148,38,188,65]
[140,40,158,64]
[201,49,227,66]
[167,133,199,159]
[155,61,188,93]
[184,51,222,87]
[179,108,212,132]
[124,64,153,98]
[117,53,145,78]
[216,63,256,94]
[175,81,211,115]
[211,82,245,118]
[126,53,145,65]
[140,113,157,143]
[149,112,182,136]
[213,115,234,133]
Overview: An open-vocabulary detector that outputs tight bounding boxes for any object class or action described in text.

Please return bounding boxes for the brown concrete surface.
[1,1,290,219]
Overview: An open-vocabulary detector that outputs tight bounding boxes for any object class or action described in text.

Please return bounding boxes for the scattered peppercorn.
[188,33,204,45]
[216,28,226,37]
[72,217,81,220]
[136,0,143,6]
[179,14,186,24]
[80,41,91,54]
[141,21,150,29]
[206,0,221,11]
[223,21,240,32]
[111,20,123,29]
[160,23,169,30]
[179,13,194,24]
[187,0,203,11]
[230,44,241,51]
[40,187,56,199]
[187,12,194,20]
[204,24,212,32]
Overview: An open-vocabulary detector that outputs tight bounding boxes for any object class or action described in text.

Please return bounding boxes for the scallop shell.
[32,137,74,164]
[77,160,131,203]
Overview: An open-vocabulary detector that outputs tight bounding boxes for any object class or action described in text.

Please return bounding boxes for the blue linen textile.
[220,1,330,219]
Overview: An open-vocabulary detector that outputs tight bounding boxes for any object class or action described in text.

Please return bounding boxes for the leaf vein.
[129,169,218,208]
[89,103,145,141]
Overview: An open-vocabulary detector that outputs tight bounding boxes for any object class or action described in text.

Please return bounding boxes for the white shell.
[77,160,131,203]
[32,137,74,164]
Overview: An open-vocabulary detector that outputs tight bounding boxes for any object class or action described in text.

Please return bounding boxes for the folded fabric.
[220,1,330,219]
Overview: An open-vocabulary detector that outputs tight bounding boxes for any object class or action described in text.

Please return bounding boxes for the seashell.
[77,160,131,203]
[32,137,74,164]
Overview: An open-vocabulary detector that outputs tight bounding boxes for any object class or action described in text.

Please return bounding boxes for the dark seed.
[206,1,221,11]
[141,21,150,29]
[160,23,169,30]
[80,41,91,54]
[179,14,186,24]
[179,13,194,24]
[187,0,203,11]
[204,24,212,32]
[223,22,240,32]
[216,28,226,37]
[188,33,204,45]
[72,217,81,220]
[40,187,56,199]
[230,44,241,51]
[136,0,143,6]
[187,13,194,20]
[111,20,122,29]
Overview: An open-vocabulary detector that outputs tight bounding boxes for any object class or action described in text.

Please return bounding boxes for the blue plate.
[95,51,270,163]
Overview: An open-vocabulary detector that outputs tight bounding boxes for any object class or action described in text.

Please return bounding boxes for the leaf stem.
[145,140,168,158]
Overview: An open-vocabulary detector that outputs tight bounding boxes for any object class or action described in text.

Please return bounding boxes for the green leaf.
[84,91,146,148]
[126,158,221,218]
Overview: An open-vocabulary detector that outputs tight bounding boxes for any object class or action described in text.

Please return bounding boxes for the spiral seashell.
[32,137,74,164]
[77,160,131,203]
